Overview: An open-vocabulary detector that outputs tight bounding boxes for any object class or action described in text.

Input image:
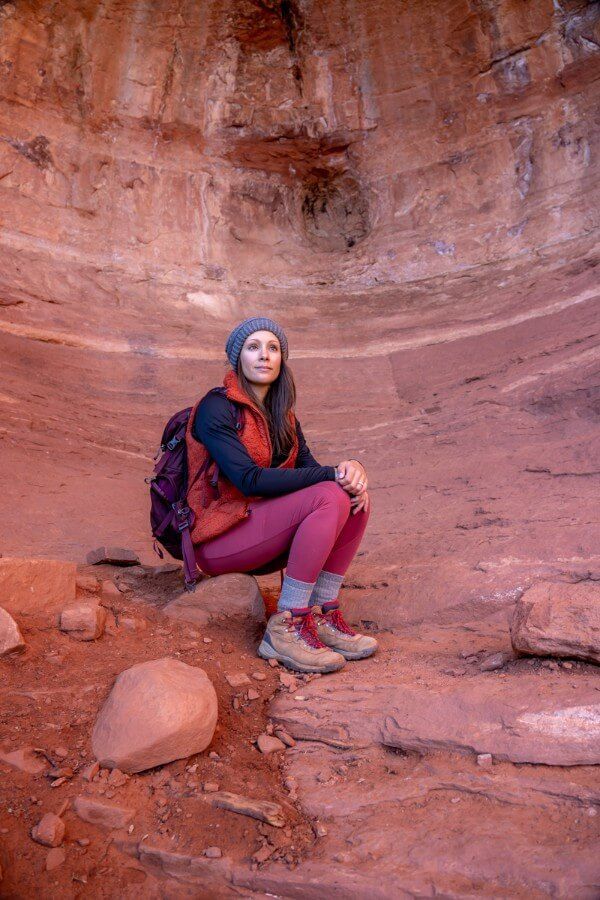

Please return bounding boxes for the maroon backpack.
[147,388,241,591]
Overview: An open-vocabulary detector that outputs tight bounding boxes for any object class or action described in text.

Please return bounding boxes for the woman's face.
[239,330,282,388]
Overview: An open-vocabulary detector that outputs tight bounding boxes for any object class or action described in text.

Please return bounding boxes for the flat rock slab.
[86,546,140,566]
[204,791,285,827]
[92,657,218,773]
[164,573,264,626]
[0,746,47,774]
[271,673,600,766]
[511,581,600,664]
[0,558,76,617]
[73,795,134,829]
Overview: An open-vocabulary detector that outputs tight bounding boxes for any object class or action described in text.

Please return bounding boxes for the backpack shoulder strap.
[204,386,243,431]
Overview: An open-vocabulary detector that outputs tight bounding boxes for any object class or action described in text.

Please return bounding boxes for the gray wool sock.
[277,574,316,613]
[309,570,344,607]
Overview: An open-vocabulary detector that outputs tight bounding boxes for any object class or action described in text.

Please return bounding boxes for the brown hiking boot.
[258,610,346,674]
[313,604,378,660]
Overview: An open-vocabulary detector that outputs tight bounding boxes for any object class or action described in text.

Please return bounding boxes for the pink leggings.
[194,482,370,583]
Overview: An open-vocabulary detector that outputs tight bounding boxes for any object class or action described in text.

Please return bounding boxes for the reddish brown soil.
[0,567,314,898]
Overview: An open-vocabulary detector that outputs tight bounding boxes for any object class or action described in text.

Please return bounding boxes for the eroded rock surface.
[272,663,600,766]
[511,581,600,664]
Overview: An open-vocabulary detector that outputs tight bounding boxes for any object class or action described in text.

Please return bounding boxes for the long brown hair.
[236,357,297,457]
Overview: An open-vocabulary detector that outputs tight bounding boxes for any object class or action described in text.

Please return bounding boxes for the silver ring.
[357,481,364,488]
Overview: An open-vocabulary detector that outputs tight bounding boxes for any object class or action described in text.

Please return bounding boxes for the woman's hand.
[335,459,368,496]
[350,489,370,516]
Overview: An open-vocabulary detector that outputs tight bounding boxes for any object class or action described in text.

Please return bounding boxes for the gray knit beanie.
[225,316,289,369]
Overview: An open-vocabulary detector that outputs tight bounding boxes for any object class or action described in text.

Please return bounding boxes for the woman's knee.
[312,480,352,515]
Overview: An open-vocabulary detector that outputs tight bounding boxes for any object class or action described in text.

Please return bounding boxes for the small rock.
[50,777,68,788]
[107,768,129,787]
[252,843,274,864]
[45,847,66,871]
[0,606,25,657]
[476,753,493,769]
[268,659,279,668]
[274,729,296,748]
[252,672,267,681]
[101,580,122,601]
[247,689,260,701]
[209,751,220,760]
[46,766,73,778]
[60,601,106,641]
[315,822,328,837]
[278,671,297,690]
[82,761,100,781]
[203,637,212,644]
[77,837,90,847]
[562,661,574,670]
[87,547,140,567]
[31,813,65,847]
[479,651,512,672]
[204,846,222,858]
[54,747,69,759]
[256,734,286,755]
[203,782,220,793]
[225,673,251,688]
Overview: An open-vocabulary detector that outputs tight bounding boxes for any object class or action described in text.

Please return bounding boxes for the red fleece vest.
[185,370,299,545]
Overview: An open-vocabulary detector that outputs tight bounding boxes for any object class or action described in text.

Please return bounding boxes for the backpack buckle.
[166,436,181,451]
[173,503,192,532]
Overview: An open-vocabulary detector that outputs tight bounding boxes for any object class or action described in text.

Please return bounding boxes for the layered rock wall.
[0,0,598,354]
[0,1,598,624]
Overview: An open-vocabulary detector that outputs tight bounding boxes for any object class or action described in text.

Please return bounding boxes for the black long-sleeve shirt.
[192,391,336,498]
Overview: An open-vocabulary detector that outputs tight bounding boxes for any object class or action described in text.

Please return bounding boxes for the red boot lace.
[295,612,326,649]
[326,608,356,636]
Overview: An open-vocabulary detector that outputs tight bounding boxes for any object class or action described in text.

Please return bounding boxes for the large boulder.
[59,600,106,641]
[0,606,25,656]
[164,573,264,626]
[0,558,76,617]
[511,581,600,664]
[92,658,218,773]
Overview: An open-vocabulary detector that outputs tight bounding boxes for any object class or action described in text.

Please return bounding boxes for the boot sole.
[331,644,378,661]
[257,639,345,674]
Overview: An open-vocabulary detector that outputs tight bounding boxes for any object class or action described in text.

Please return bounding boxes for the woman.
[185,316,377,674]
